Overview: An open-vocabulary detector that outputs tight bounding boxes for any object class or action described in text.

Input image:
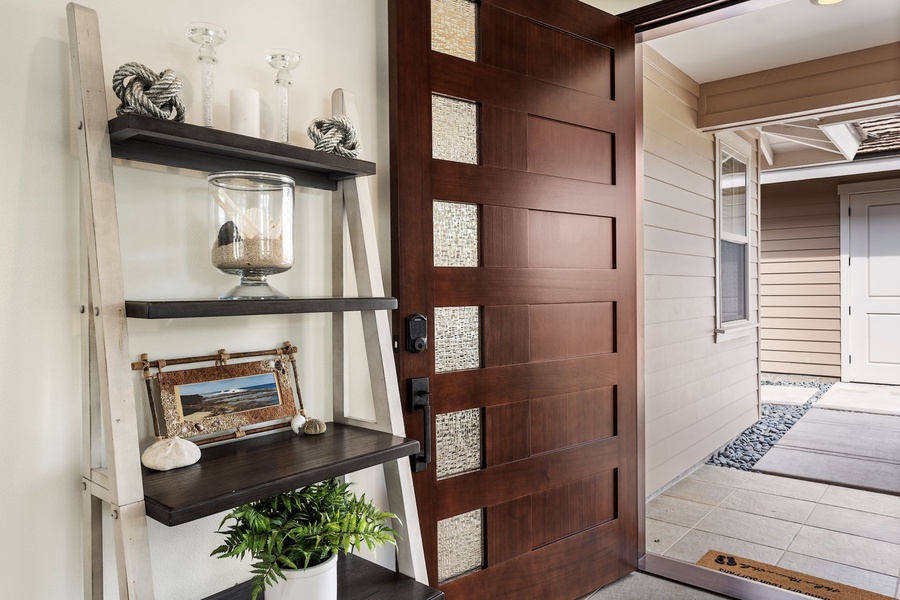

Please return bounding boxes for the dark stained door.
[390,1,639,598]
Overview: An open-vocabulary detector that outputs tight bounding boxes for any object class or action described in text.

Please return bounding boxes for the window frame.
[714,134,756,342]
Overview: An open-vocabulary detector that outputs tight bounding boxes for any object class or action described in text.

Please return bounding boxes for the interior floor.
[646,465,900,598]
[582,570,728,599]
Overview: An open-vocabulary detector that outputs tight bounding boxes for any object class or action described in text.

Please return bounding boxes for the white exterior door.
[841,180,900,384]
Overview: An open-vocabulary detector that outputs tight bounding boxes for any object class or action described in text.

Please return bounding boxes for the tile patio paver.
[646,519,691,555]
[663,529,784,565]
[740,472,828,502]
[662,478,736,507]
[718,488,816,524]
[776,552,899,598]
[647,494,715,529]
[786,526,900,576]
[693,507,801,549]
[805,503,900,545]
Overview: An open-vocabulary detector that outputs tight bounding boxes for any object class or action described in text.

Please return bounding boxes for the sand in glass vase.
[266,49,301,143]
[187,23,226,127]
[209,172,295,299]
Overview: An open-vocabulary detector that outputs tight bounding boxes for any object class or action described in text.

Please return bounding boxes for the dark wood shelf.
[107,114,376,190]
[204,554,443,600]
[143,424,418,526]
[125,296,398,319]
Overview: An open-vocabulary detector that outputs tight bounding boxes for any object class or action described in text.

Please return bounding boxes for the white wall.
[0,0,391,597]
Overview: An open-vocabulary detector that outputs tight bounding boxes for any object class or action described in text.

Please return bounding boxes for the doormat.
[696,550,893,600]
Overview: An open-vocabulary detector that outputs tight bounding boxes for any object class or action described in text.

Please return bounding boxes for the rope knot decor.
[307,115,362,158]
[112,62,186,122]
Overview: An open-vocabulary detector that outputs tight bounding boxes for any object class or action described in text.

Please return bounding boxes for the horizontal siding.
[643,46,759,495]
[760,179,841,377]
[761,361,841,377]
[760,260,840,274]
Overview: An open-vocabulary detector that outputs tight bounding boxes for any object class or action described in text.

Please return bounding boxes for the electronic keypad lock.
[406,313,428,354]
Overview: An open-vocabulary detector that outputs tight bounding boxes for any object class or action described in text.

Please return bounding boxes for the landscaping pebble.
[706,380,834,471]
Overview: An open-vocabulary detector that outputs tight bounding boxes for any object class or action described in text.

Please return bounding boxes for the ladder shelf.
[68,3,430,598]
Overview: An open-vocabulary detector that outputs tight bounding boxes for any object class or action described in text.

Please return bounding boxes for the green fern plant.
[211,479,398,600]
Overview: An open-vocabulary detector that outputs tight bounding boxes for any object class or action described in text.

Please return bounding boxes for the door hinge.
[848,207,851,217]
[849,355,852,364]
[849,306,851,315]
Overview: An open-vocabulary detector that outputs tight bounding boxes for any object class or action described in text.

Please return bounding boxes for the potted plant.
[211,478,398,600]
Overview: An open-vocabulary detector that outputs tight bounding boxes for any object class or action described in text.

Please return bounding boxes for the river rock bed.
[706,379,834,471]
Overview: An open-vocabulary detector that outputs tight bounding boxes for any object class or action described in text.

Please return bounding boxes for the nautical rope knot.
[112,62,185,122]
[307,115,361,158]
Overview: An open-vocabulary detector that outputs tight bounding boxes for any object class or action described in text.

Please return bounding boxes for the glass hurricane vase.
[208,171,294,299]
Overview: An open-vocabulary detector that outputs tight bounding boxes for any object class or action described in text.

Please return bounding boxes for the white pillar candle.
[229,88,260,137]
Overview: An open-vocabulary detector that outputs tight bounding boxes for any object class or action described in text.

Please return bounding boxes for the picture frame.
[135,344,300,443]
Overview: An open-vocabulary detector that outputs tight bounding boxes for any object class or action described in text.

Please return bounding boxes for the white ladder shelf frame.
[67,4,425,598]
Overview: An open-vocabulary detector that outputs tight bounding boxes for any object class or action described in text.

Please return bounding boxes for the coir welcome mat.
[697,550,893,600]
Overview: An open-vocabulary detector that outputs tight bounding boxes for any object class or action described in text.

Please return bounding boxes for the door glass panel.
[434,306,481,372]
[437,508,484,582]
[436,408,483,479]
[432,95,479,164]
[434,201,479,267]
[431,0,478,62]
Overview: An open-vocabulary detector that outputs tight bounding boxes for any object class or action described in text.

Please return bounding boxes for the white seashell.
[290,413,307,434]
[141,436,201,471]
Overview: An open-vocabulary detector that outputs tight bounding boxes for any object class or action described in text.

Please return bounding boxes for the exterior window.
[716,137,751,335]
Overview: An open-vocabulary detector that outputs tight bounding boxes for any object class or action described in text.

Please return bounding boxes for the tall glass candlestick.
[187,23,226,128]
[266,49,301,143]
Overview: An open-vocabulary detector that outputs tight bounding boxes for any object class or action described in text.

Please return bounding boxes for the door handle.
[409,377,431,472]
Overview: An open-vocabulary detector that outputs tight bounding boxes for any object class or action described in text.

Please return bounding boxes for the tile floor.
[646,465,900,598]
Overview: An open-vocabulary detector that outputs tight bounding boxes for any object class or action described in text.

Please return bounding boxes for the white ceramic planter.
[266,552,338,600]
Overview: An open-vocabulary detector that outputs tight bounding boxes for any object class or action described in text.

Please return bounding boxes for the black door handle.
[409,377,431,472]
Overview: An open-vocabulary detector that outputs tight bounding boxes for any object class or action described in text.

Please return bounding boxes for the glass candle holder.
[265,48,301,143]
[209,171,294,299]
[187,22,226,128]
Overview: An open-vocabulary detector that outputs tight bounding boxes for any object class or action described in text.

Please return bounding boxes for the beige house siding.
[760,171,900,378]
[643,46,760,496]
[760,179,841,377]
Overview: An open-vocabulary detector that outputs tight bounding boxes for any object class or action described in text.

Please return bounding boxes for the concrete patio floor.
[816,382,900,417]
[646,465,900,598]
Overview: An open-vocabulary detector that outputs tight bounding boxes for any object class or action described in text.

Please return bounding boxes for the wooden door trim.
[388,0,438,580]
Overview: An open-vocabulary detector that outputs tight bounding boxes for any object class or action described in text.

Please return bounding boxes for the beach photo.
[175,373,282,422]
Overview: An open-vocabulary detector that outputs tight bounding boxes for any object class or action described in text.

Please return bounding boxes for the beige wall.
[760,171,900,378]
[760,179,842,377]
[643,47,760,495]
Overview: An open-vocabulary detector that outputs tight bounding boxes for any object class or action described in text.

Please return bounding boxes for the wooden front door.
[390,1,639,597]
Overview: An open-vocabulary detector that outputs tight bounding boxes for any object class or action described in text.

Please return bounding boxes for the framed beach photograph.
[151,356,297,442]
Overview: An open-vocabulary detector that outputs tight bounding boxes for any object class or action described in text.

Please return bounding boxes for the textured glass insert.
[434,201,479,267]
[437,509,484,582]
[436,408,482,479]
[434,306,481,373]
[432,95,479,164]
[431,0,478,62]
